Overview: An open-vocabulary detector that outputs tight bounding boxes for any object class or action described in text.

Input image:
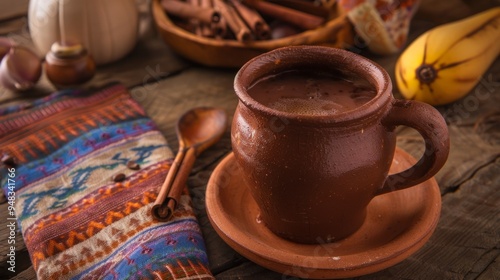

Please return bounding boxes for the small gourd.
[45,42,96,86]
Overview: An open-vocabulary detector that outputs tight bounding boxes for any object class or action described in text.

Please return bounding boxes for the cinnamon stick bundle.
[162,0,330,41]
[243,0,325,30]
[161,0,221,24]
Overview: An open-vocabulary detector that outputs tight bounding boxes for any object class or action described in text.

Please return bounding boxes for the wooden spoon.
[152,107,227,221]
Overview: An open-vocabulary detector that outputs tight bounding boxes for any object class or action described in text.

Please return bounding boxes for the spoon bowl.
[177,107,228,151]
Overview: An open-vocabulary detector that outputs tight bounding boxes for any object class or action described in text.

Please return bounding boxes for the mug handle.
[376,99,450,195]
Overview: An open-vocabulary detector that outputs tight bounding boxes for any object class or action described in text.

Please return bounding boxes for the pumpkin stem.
[51,42,84,58]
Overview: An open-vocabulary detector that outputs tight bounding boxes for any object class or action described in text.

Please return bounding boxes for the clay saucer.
[206,148,441,279]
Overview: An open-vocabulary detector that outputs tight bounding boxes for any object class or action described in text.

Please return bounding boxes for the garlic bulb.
[0,46,42,91]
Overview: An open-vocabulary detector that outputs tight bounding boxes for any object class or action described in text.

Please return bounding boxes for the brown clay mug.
[231,46,449,244]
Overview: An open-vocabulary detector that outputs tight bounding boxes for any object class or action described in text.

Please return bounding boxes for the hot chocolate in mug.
[231,46,450,244]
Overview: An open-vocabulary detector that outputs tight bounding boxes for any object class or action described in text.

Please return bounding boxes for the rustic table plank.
[477,254,500,280]
[357,158,500,279]
[137,67,238,150]
[0,17,25,35]
[0,0,28,22]
[415,0,498,24]
[1,1,500,279]
[216,262,284,279]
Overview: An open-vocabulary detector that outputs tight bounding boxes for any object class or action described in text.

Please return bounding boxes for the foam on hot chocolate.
[248,70,376,116]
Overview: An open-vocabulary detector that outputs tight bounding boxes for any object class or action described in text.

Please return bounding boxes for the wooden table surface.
[0,1,499,279]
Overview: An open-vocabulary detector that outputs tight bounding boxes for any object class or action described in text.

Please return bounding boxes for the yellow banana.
[395,7,500,106]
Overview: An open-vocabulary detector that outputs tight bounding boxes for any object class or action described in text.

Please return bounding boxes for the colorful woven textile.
[0,84,214,279]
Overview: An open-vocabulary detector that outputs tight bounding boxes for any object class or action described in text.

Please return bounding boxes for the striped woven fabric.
[0,84,214,279]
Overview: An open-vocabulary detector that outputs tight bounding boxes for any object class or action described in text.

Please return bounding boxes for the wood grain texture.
[0,17,25,35]
[355,158,500,279]
[216,261,284,279]
[137,67,238,150]
[11,267,36,280]
[415,0,500,24]
[0,0,28,21]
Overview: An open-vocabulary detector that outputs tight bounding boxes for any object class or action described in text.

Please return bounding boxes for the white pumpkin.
[28,0,139,65]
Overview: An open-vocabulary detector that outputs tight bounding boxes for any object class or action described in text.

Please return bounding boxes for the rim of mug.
[234,46,393,125]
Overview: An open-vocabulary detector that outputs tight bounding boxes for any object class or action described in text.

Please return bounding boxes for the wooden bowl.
[152,0,354,68]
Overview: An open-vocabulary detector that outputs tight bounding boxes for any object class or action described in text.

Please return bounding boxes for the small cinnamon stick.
[152,148,185,221]
[212,16,228,38]
[206,0,227,38]
[243,0,325,30]
[152,147,197,221]
[229,0,271,39]
[188,0,214,37]
[161,0,221,24]
[200,0,215,37]
[186,0,203,36]
[214,0,252,41]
